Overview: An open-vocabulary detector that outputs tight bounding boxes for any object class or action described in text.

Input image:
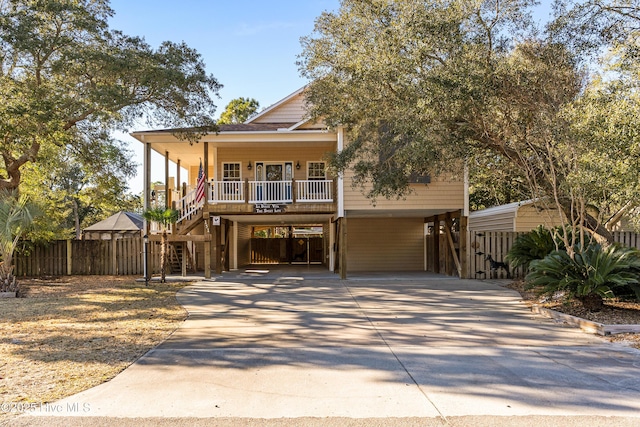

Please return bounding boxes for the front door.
[265,164,283,181]
[256,162,292,202]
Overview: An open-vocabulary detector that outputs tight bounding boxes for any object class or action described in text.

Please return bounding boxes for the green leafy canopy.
[298,0,640,242]
[0,0,221,195]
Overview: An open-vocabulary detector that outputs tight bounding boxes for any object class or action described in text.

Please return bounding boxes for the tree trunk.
[73,199,81,240]
[0,262,18,293]
[578,293,604,312]
[0,140,40,193]
[160,231,167,283]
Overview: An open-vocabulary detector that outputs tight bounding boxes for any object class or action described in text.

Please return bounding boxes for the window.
[223,163,241,181]
[307,162,326,180]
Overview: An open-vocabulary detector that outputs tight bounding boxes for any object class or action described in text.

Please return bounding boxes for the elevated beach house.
[131,88,467,278]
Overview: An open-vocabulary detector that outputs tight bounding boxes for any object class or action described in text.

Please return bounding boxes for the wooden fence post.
[111,237,117,275]
[66,239,72,276]
[459,214,468,279]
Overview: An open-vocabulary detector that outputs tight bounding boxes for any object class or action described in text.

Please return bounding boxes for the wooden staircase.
[174,209,204,235]
[168,242,195,274]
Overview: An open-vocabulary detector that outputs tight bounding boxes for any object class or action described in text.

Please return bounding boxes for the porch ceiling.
[132,130,337,168]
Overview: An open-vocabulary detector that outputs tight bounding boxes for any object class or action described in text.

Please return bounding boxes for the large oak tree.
[0,0,221,193]
[299,0,640,243]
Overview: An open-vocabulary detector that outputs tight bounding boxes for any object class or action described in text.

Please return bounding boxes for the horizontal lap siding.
[347,218,424,272]
[215,146,334,181]
[468,211,514,231]
[251,96,306,123]
[515,205,565,232]
[343,174,464,211]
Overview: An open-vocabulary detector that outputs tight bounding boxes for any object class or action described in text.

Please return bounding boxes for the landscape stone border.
[532,304,640,336]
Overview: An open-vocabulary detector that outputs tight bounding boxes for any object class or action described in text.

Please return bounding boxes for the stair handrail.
[177,187,203,222]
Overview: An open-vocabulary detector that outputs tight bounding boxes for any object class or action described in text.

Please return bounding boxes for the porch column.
[204,213,211,279]
[181,242,187,277]
[460,211,469,279]
[339,217,347,280]
[433,216,440,274]
[215,219,222,274]
[176,158,181,201]
[329,221,335,272]
[224,219,230,272]
[203,141,209,181]
[231,221,238,270]
[143,142,151,234]
[164,150,170,209]
[337,127,345,218]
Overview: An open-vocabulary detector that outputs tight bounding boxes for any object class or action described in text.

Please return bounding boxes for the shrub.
[525,244,640,311]
[506,226,566,272]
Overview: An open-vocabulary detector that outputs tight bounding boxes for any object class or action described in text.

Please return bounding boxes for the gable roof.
[245,86,307,124]
[83,212,143,232]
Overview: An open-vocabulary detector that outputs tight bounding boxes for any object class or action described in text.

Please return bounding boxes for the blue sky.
[108,0,341,193]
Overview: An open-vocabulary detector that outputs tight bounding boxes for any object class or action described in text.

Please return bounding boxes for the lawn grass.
[0,276,188,422]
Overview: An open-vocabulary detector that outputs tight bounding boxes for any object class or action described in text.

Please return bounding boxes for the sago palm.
[526,244,640,311]
[0,191,41,293]
[506,225,571,273]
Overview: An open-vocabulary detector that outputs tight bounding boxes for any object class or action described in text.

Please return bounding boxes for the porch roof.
[132,122,299,135]
[130,125,337,168]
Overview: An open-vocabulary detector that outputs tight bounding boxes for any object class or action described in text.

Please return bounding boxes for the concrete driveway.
[16,269,640,426]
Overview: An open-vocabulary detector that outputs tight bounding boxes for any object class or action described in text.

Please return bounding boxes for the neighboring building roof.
[83,212,143,233]
[469,201,530,219]
[468,200,566,232]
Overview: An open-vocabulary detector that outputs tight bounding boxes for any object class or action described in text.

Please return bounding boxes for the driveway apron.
[27,271,640,420]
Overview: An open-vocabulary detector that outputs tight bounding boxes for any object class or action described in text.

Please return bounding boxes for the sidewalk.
[9,271,640,426]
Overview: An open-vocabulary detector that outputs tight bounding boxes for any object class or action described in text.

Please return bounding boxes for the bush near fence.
[468,230,640,280]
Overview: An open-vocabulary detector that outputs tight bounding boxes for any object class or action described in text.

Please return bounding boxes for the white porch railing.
[249,181,293,204]
[173,180,334,223]
[177,187,203,222]
[296,180,333,202]
[209,180,244,203]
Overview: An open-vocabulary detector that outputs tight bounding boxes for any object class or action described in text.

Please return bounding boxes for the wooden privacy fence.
[469,231,525,280]
[14,237,164,277]
[468,230,640,280]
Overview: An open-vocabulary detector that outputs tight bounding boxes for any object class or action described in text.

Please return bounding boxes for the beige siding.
[252,95,306,124]
[347,218,424,271]
[184,146,335,186]
[236,223,252,267]
[188,165,214,187]
[215,146,334,181]
[515,205,565,232]
[468,211,515,231]
[343,171,464,211]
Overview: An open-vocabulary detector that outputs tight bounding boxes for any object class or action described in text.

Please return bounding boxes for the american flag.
[196,160,206,204]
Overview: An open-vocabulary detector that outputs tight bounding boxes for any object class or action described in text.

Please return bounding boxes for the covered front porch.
[177,179,335,223]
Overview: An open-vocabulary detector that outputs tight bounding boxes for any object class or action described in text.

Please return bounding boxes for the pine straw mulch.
[0,276,189,423]
[504,280,640,349]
